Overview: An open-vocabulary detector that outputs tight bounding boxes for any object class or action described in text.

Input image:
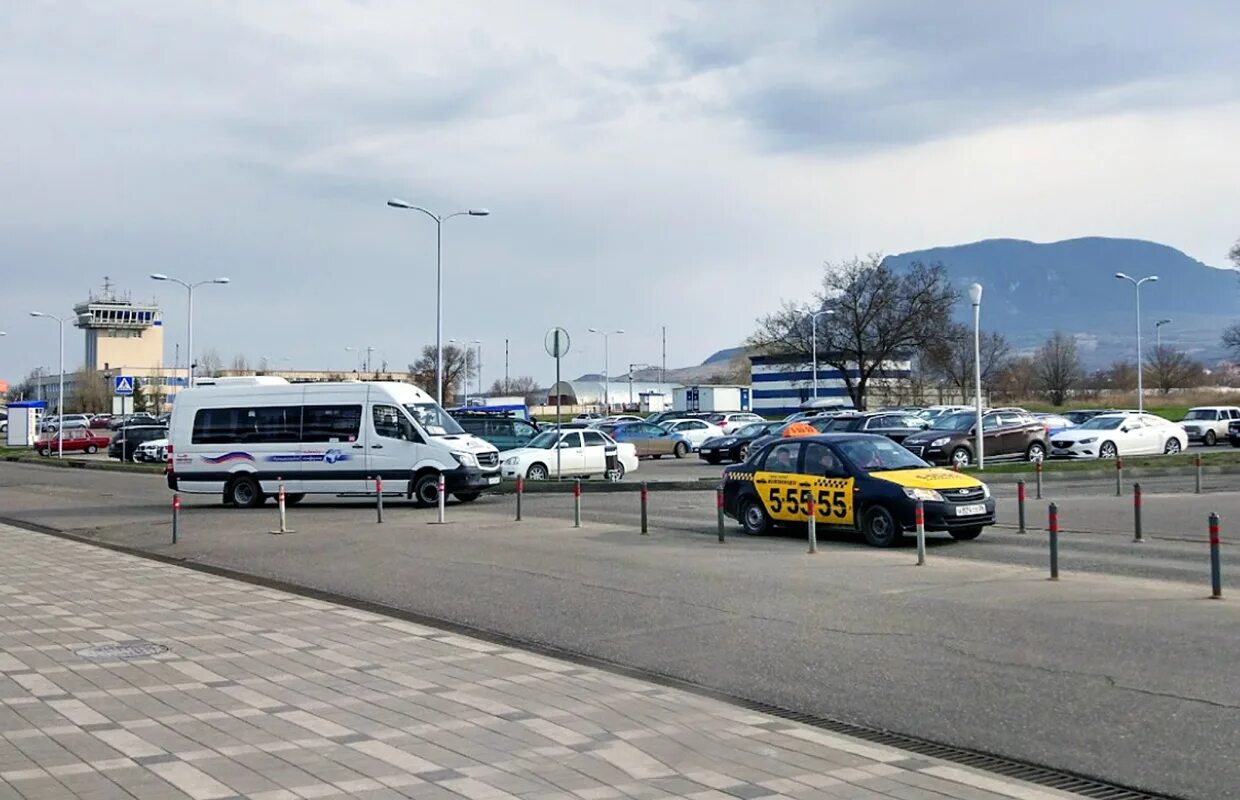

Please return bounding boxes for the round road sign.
[545,327,571,358]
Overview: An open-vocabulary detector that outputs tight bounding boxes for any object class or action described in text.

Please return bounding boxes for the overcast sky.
[3,0,1238,388]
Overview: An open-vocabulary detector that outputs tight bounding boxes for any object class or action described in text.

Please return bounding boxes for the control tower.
[73,278,164,373]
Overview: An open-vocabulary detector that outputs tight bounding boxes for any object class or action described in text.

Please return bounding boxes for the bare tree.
[1106,360,1138,392]
[1034,332,1083,406]
[1146,346,1204,394]
[67,369,110,413]
[230,353,251,373]
[408,345,476,405]
[993,357,1038,401]
[922,322,1011,399]
[749,257,957,409]
[489,376,539,395]
[197,349,224,378]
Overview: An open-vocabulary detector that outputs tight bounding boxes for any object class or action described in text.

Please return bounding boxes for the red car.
[35,428,111,456]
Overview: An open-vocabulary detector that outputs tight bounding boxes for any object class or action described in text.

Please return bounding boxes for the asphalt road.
[2,462,1238,799]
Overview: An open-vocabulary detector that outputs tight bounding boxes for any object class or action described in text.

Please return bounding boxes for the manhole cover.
[75,641,168,661]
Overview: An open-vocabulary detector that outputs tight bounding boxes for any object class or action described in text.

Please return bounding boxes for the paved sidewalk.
[0,524,1081,800]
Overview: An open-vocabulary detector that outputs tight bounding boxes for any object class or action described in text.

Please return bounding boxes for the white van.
[167,377,501,507]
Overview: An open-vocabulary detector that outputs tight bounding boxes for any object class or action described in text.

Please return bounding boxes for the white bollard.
[269,477,294,534]
[436,471,446,524]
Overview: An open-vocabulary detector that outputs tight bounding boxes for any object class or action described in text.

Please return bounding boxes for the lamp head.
[1148,275,1160,283]
[387,199,413,209]
[213,277,230,285]
[468,209,490,216]
[1115,272,1129,280]
[968,283,982,305]
[587,327,599,333]
[150,273,168,281]
[29,311,45,318]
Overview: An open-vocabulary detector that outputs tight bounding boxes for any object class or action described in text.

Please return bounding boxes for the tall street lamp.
[345,346,375,373]
[1155,318,1172,351]
[29,311,66,458]
[968,283,984,470]
[387,199,490,407]
[1115,273,1159,413]
[587,328,624,412]
[150,274,230,389]
[800,308,835,398]
[448,338,481,405]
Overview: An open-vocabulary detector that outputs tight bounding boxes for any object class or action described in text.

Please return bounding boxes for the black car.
[698,421,784,464]
[736,417,836,462]
[111,414,161,430]
[108,425,167,462]
[1229,419,1240,447]
[822,412,928,443]
[721,433,995,546]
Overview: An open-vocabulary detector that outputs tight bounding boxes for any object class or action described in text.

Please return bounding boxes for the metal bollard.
[1035,460,1043,500]
[1209,512,1222,599]
[436,472,446,524]
[172,493,180,544]
[1132,482,1143,543]
[573,479,582,528]
[807,496,818,554]
[640,482,649,535]
[376,476,384,524]
[270,477,294,534]
[1115,457,1123,497]
[515,476,524,522]
[1048,502,1060,580]
[915,498,926,566]
[1195,455,1203,495]
[1017,479,1027,534]
[716,485,725,543]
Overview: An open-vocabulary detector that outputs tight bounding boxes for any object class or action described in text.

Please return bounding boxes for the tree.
[993,357,1038,401]
[489,376,539,395]
[197,349,223,378]
[1145,346,1204,395]
[1220,240,1240,357]
[408,345,476,405]
[1106,360,1138,393]
[922,323,1011,400]
[67,369,110,413]
[1034,331,1083,406]
[230,353,250,373]
[131,379,149,413]
[749,256,957,409]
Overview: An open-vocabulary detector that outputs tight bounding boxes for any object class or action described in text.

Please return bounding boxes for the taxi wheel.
[740,499,772,535]
[950,526,983,540]
[861,506,901,548]
[673,442,689,459]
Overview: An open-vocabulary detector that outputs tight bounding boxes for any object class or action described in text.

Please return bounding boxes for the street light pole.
[587,328,624,413]
[448,338,480,406]
[800,309,835,398]
[29,312,66,458]
[1115,273,1160,413]
[387,200,490,407]
[1155,318,1172,351]
[968,284,984,470]
[150,274,230,388]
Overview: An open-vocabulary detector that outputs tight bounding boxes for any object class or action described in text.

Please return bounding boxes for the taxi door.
[753,441,856,527]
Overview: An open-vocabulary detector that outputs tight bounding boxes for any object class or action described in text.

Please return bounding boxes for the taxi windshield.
[837,438,928,471]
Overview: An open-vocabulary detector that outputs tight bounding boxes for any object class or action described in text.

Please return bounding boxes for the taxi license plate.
[487,476,501,485]
[955,503,987,516]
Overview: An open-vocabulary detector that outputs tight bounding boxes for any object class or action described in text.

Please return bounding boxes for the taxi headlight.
[1078,437,1096,445]
[982,483,991,499]
[503,456,520,466]
[903,487,944,503]
[930,437,951,447]
[455,452,478,468]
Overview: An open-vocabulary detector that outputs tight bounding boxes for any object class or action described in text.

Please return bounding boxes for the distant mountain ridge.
[882,237,1238,366]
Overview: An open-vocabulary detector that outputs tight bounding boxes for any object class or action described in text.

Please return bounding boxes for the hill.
[882,237,1238,366]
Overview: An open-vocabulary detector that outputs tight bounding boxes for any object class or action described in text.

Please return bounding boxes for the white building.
[672,385,752,412]
[749,354,912,416]
[546,379,677,410]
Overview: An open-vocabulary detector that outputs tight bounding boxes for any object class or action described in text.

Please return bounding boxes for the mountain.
[882,237,1238,367]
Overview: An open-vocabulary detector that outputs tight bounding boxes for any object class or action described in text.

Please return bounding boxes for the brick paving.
[0,523,1082,799]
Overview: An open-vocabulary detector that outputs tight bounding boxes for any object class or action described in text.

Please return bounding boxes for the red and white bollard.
[171,493,181,544]
[915,498,926,565]
[516,476,524,522]
[807,496,818,554]
[270,477,294,534]
[376,476,384,524]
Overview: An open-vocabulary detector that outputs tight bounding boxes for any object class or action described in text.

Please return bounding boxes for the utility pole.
[504,338,510,394]
[661,326,667,383]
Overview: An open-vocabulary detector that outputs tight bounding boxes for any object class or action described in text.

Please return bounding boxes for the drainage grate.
[75,640,168,661]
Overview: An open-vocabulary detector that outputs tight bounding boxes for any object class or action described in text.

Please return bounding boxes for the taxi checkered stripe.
[726,472,850,488]
[726,471,756,481]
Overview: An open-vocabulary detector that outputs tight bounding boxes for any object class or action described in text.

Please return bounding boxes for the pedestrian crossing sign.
[114,375,135,396]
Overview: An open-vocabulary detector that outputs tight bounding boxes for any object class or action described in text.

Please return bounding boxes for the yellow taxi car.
[722,433,995,547]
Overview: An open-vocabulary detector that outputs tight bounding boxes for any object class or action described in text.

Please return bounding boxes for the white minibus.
[167,377,501,507]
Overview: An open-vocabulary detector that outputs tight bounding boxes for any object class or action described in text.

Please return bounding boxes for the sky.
[3,0,1239,389]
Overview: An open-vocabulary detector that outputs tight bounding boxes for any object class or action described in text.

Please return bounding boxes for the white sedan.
[133,438,169,463]
[659,418,726,452]
[501,429,639,481]
[1047,413,1187,459]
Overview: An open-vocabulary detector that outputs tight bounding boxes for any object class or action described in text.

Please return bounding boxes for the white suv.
[1179,406,1240,446]
[708,412,765,434]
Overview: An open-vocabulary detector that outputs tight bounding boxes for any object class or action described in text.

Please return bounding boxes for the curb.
[1,454,163,475]
[967,465,1240,483]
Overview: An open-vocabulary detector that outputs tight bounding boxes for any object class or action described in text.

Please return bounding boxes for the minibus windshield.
[405,403,465,436]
